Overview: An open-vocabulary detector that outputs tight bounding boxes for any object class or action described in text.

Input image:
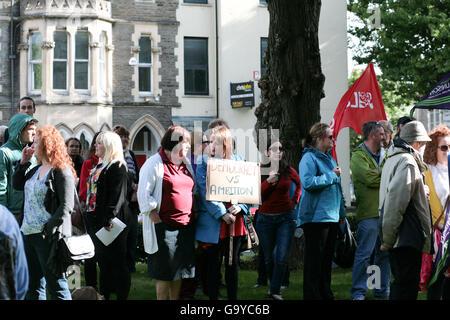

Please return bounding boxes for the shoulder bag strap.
[112,176,127,217]
[73,188,89,235]
[434,195,450,229]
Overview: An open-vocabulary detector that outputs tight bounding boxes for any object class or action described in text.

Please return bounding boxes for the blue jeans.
[23,233,72,300]
[351,218,391,299]
[256,210,296,295]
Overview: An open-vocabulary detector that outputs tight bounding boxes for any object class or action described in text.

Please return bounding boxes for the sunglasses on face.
[202,140,210,145]
[269,146,284,153]
[319,135,334,141]
[439,145,450,152]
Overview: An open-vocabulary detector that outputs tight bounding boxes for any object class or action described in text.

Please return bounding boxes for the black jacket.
[93,161,129,229]
[126,150,140,210]
[12,162,75,237]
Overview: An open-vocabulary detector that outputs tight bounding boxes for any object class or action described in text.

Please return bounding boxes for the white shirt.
[137,152,164,255]
[430,162,449,208]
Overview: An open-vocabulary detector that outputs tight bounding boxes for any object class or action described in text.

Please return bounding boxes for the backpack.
[0,231,16,300]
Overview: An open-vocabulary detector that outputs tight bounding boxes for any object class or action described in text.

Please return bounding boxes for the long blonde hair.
[96,131,127,169]
[211,125,234,159]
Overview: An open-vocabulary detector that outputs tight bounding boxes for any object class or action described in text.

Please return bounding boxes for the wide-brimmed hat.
[400,121,431,143]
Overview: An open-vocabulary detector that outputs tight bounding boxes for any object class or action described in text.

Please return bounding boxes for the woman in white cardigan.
[137,126,196,300]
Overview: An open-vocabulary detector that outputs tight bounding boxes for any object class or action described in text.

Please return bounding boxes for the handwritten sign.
[206,158,261,205]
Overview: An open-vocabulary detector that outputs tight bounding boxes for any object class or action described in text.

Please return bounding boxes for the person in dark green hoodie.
[0,113,38,222]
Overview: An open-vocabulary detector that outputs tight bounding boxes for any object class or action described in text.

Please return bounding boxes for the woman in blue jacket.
[195,125,250,300]
[298,122,346,300]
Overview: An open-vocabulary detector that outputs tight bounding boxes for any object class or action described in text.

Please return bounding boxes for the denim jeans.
[23,233,72,300]
[256,210,296,295]
[351,218,391,299]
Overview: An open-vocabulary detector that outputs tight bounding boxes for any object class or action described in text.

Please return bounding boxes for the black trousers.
[84,214,98,288]
[427,273,450,300]
[126,207,139,273]
[205,236,244,300]
[302,222,338,300]
[87,213,131,300]
[389,246,422,300]
[94,227,130,300]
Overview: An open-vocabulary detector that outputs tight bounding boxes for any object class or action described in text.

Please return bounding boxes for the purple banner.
[414,72,450,111]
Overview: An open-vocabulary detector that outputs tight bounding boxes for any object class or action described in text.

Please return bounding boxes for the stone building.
[1,0,177,164]
[0,0,349,197]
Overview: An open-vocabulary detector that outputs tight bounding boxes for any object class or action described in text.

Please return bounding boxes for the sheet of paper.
[95,217,126,246]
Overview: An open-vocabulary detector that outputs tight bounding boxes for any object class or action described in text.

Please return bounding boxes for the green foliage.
[348,0,450,103]
[80,262,426,300]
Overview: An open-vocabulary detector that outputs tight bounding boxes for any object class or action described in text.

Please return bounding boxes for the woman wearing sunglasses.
[255,137,301,300]
[423,124,450,300]
[297,122,346,300]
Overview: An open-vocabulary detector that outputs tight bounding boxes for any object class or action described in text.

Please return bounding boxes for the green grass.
[78,261,428,300]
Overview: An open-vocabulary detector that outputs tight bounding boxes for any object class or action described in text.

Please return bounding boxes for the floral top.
[21,167,51,235]
[86,163,104,212]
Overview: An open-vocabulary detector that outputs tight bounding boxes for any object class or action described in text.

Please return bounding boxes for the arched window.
[58,128,72,141]
[79,132,90,157]
[132,126,155,166]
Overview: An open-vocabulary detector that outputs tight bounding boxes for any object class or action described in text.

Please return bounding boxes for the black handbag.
[333,218,357,268]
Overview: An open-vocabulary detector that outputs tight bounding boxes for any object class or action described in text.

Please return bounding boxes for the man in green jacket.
[350,121,391,300]
[0,113,38,222]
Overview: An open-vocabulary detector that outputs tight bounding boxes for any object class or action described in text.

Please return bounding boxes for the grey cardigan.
[13,162,75,237]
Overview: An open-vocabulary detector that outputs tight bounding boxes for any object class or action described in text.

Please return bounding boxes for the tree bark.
[255,0,325,168]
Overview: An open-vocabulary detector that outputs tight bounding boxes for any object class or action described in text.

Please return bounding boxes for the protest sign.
[206,158,261,205]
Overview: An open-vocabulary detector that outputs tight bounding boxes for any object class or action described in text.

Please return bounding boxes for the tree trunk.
[255,0,325,169]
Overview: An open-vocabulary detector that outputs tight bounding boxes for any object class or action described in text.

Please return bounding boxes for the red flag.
[330,62,387,160]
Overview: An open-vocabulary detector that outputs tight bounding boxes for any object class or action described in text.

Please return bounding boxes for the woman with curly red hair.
[423,124,450,300]
[13,125,76,300]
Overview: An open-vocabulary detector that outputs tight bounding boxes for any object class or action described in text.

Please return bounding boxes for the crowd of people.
[1,96,450,301]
